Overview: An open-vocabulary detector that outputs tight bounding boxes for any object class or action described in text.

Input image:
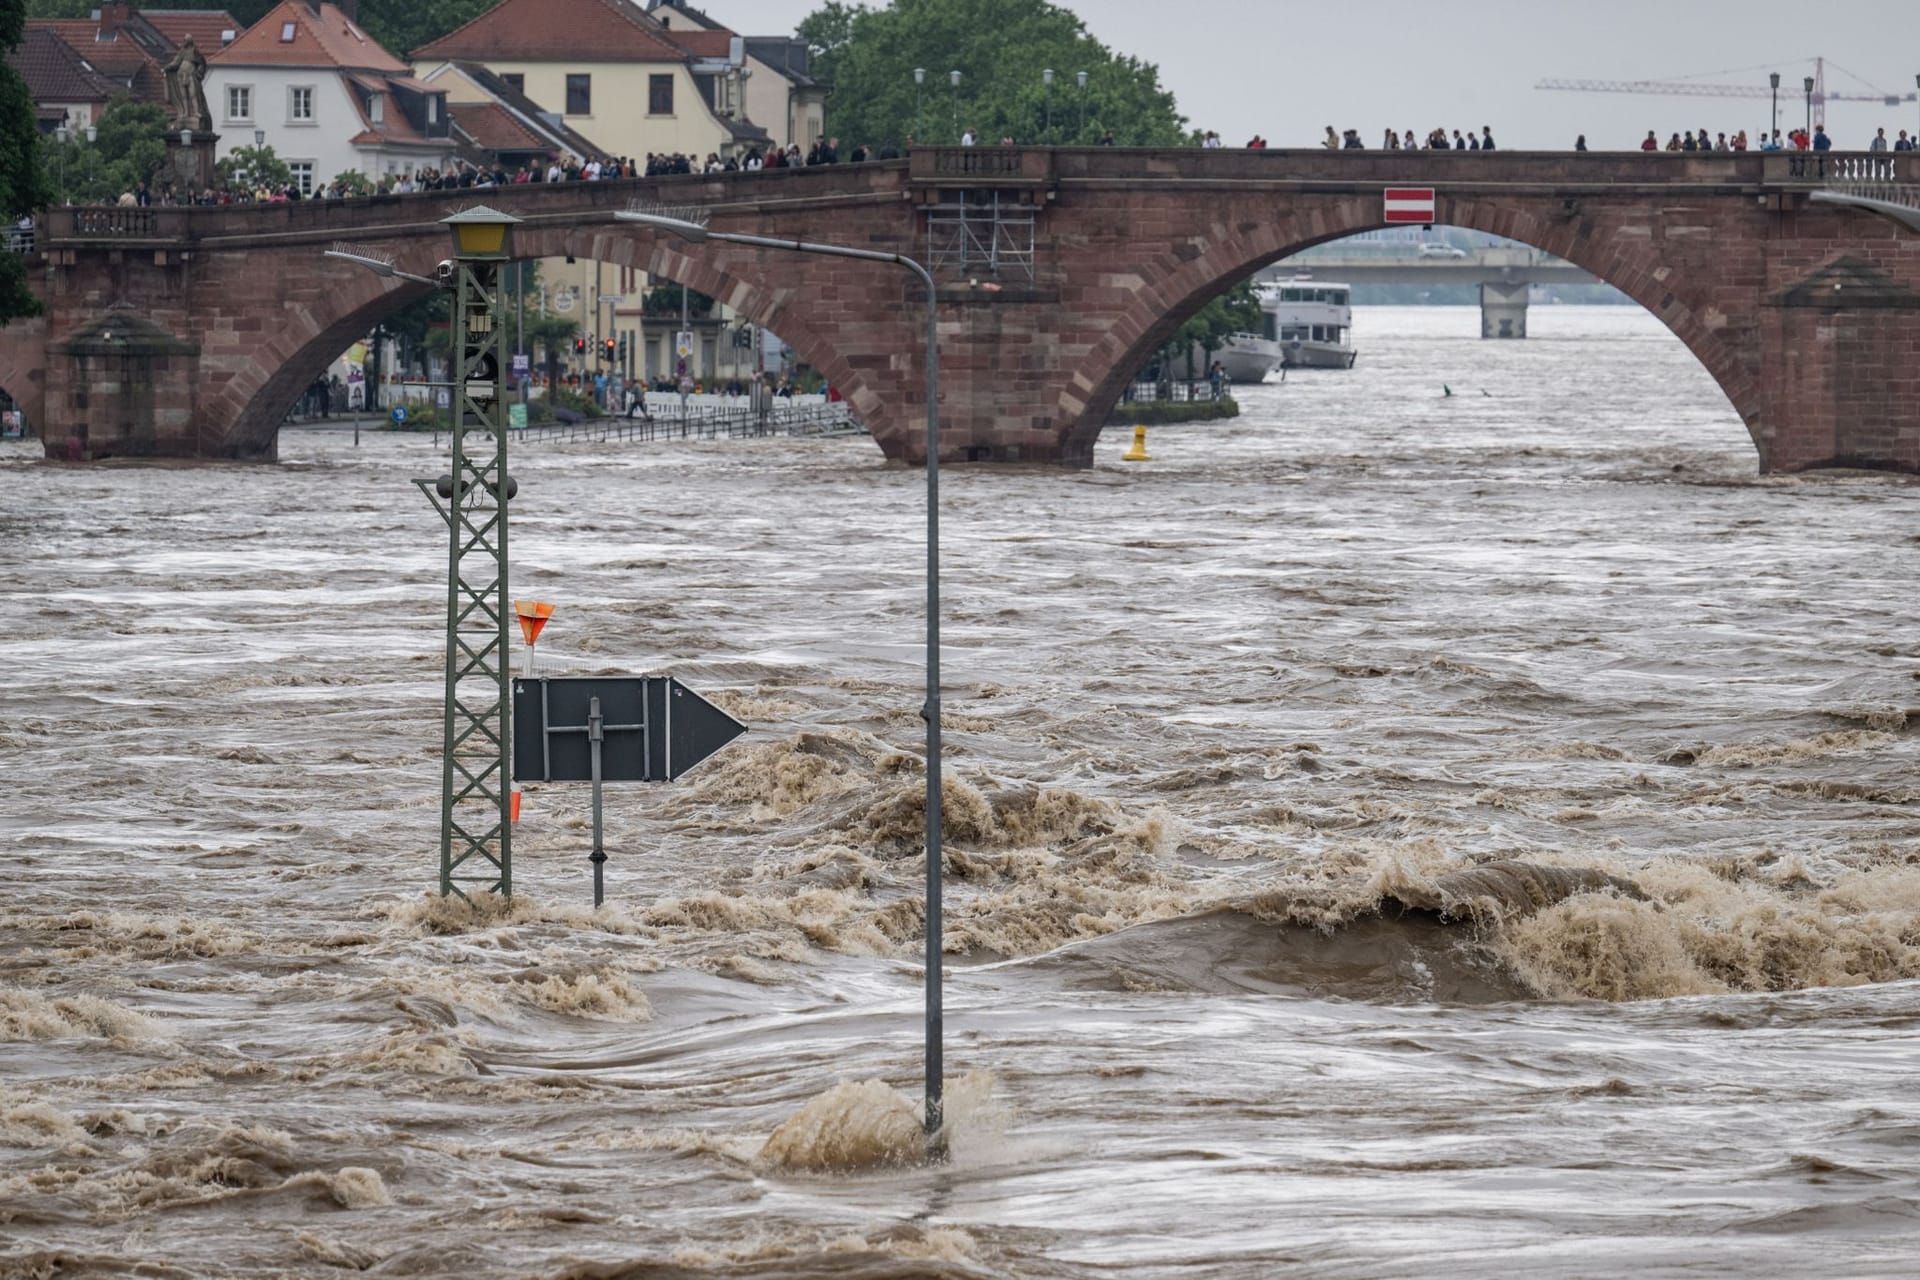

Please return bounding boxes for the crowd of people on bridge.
[1308,126,1499,150]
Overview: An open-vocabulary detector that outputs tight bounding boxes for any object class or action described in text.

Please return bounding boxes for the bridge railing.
[1763,152,1920,185]
[39,205,193,243]
[910,147,1056,186]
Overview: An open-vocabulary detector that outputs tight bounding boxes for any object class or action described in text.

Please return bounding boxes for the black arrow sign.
[511,676,746,783]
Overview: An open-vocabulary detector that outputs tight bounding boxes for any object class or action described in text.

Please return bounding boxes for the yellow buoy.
[1121,424,1151,462]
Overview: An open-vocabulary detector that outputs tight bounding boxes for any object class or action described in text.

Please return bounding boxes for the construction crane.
[1537,57,1919,133]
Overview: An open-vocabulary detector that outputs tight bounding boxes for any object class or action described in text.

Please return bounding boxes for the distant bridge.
[1268,249,1602,337]
[5,147,1919,471]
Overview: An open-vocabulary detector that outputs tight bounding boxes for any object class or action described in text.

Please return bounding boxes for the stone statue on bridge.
[162,36,211,134]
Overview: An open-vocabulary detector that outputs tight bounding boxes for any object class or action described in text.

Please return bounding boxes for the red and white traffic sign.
[1383,187,1436,224]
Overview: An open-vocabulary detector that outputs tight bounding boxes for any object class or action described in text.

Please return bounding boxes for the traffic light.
[573,337,585,355]
[604,337,616,362]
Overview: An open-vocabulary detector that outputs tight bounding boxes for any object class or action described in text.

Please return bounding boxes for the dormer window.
[279,21,295,42]
[368,93,383,125]
[426,95,438,124]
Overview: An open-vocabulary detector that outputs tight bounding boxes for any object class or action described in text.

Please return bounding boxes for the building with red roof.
[206,0,456,194]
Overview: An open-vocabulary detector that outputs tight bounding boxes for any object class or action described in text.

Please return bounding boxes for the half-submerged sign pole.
[513,675,747,906]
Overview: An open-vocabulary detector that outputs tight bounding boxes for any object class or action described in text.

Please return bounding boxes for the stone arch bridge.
[6,147,1919,470]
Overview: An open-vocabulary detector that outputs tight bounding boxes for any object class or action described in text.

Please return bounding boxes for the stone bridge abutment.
[8,148,1918,473]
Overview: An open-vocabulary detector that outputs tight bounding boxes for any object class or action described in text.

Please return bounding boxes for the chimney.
[335,0,359,21]
[98,3,130,33]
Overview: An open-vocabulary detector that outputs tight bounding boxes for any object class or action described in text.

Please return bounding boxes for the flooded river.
[3,306,1918,1278]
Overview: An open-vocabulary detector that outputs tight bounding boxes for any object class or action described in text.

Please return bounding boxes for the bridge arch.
[0,316,49,447]
[1056,193,1764,466]
[213,222,896,459]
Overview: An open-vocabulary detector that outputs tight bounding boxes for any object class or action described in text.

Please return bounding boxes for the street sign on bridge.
[1384,187,1437,224]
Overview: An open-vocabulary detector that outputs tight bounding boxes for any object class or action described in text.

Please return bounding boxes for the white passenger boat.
[1195,330,1285,384]
[1262,279,1359,370]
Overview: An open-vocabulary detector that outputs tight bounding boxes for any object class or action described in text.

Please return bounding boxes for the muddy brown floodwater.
[3,307,1919,1278]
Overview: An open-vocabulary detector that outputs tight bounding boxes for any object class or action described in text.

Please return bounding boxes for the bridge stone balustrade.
[2,147,1917,472]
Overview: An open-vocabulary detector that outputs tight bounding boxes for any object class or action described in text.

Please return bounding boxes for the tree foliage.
[1,0,49,323]
[40,98,167,205]
[1175,280,1262,356]
[800,0,1185,149]
[215,142,291,193]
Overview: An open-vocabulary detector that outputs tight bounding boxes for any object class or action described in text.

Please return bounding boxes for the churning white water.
[2,306,1918,1278]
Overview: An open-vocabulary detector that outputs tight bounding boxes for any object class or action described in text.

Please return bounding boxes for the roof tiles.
[210,0,408,72]
[412,0,689,63]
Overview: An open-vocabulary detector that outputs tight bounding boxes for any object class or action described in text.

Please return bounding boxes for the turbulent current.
[3,307,1919,1278]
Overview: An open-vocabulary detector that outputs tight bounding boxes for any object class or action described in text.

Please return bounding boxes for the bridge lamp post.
[950,69,962,140]
[1043,68,1054,144]
[618,204,948,1161]
[324,206,523,901]
[1803,76,1814,143]
[1077,71,1088,142]
[1769,72,1779,139]
[914,67,925,143]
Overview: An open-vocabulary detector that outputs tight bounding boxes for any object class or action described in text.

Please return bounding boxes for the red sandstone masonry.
[11,149,1920,469]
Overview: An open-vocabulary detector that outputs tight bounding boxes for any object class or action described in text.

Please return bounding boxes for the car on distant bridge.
[1417,243,1468,259]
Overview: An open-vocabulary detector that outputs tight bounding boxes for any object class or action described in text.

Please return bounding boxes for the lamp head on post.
[1077,71,1088,90]
[1770,71,1780,90]
[1804,76,1815,95]
[253,128,265,146]
[914,66,925,85]
[85,125,96,143]
[950,69,961,88]
[442,205,522,260]
[1043,68,1054,87]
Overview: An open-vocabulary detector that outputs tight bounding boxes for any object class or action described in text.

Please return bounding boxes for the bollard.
[1121,424,1151,462]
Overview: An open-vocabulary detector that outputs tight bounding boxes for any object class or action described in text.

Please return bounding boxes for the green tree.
[216,143,292,193]
[800,0,1185,148]
[1175,280,1262,359]
[0,0,41,323]
[40,98,167,205]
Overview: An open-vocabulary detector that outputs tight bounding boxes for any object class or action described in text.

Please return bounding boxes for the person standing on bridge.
[1869,128,1889,152]
[1812,125,1831,152]
[1480,126,1496,150]
[1641,130,1659,151]
[1322,126,1340,149]
[1896,131,1914,152]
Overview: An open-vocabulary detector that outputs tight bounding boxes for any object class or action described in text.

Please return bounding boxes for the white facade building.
[207,0,454,194]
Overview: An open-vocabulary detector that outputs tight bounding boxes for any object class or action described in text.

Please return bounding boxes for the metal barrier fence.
[507,402,862,446]
[1119,380,1233,404]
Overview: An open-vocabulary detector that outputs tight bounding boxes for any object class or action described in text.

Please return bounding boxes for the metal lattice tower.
[416,251,514,898]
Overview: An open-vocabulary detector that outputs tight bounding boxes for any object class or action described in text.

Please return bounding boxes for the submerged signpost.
[512,675,746,905]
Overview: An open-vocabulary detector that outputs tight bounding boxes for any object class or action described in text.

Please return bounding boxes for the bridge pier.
[45,309,205,461]
[1479,281,1529,340]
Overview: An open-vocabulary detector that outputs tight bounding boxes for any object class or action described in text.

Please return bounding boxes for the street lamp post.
[1769,72,1779,140]
[1042,68,1054,144]
[950,69,962,141]
[1803,76,1814,146]
[617,204,948,1159]
[914,67,925,144]
[1077,71,1088,143]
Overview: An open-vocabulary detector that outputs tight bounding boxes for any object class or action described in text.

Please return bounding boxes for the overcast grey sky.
[705,0,1920,148]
